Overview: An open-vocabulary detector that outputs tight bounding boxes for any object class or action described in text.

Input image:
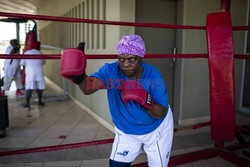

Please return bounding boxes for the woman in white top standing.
[20,40,46,110]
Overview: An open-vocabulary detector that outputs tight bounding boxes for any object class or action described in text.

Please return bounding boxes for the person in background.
[60,35,174,167]
[2,39,24,96]
[20,40,46,110]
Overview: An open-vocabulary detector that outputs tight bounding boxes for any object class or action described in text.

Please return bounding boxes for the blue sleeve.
[152,79,168,108]
[148,69,168,108]
[89,63,110,88]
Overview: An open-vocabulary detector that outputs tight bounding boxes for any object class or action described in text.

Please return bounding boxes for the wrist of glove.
[69,73,86,85]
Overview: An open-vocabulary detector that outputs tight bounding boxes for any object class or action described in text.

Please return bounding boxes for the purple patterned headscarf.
[117,34,146,57]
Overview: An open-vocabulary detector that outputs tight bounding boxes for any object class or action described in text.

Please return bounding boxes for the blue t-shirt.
[90,61,168,135]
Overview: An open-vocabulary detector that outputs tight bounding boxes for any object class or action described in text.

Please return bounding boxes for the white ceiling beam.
[2,1,36,13]
[9,0,37,10]
[0,0,38,14]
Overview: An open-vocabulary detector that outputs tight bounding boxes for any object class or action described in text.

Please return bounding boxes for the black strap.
[9,59,13,65]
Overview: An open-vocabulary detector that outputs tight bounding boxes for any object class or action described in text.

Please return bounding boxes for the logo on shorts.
[117,150,129,157]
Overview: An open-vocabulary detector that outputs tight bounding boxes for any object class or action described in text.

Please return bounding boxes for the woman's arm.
[79,75,104,95]
[147,102,167,118]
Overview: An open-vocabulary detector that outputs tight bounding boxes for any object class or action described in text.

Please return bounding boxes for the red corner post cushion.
[206,12,235,141]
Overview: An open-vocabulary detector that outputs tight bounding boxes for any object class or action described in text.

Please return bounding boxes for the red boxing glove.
[60,43,86,84]
[121,80,154,110]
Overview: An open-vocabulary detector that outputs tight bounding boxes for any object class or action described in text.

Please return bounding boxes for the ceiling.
[0,0,45,14]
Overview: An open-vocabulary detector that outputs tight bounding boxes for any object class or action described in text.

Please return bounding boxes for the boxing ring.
[0,3,250,167]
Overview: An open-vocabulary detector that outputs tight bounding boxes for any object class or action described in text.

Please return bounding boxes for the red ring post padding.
[206,12,235,141]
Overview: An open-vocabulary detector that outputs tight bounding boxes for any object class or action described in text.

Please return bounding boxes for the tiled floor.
[0,83,249,167]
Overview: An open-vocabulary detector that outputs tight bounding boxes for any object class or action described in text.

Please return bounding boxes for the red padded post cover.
[206,12,235,141]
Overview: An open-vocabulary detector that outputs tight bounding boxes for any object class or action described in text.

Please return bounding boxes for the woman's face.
[118,54,142,78]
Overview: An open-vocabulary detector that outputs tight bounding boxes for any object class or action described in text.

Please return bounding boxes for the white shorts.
[110,107,174,167]
[25,81,45,90]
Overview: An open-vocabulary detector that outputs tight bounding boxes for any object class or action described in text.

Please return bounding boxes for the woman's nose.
[123,59,132,67]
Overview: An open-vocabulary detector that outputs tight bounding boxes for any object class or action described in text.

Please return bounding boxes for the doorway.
[135,0,177,107]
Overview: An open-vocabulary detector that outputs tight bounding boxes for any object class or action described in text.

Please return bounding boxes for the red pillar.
[220,0,231,12]
[206,12,235,142]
